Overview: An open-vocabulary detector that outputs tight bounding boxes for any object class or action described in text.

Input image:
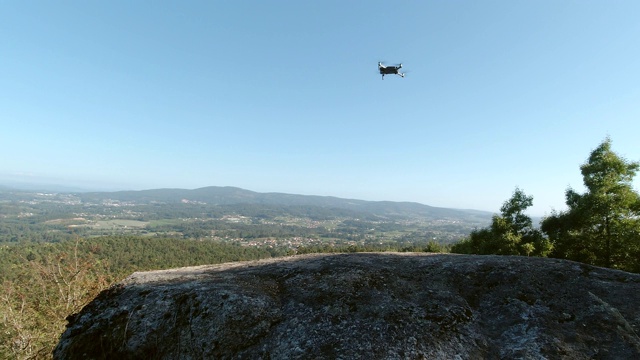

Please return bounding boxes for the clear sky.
[2,1,639,216]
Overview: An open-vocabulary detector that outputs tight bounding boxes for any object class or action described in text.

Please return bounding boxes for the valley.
[0,186,493,250]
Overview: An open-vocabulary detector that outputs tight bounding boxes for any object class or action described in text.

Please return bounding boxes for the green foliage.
[451,188,551,257]
[541,138,640,272]
[452,138,639,273]
[1,241,110,359]
[295,240,447,255]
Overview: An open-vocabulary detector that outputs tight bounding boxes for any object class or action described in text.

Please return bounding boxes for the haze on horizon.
[2,1,640,217]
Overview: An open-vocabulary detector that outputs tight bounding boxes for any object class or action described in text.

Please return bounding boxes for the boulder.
[54,253,640,359]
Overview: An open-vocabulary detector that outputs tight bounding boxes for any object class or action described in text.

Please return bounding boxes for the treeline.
[452,138,640,273]
[295,240,447,254]
[0,222,71,243]
[150,219,469,244]
[0,236,286,283]
[149,219,331,240]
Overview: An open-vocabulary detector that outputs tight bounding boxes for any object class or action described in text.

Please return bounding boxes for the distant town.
[0,187,492,249]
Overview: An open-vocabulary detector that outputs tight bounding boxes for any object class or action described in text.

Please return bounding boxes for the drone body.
[378,62,405,79]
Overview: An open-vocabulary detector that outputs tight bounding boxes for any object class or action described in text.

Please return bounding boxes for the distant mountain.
[77,186,493,222]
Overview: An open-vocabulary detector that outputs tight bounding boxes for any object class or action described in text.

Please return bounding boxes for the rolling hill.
[77,186,493,222]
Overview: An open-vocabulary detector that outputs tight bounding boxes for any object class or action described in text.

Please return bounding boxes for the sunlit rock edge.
[54,253,640,359]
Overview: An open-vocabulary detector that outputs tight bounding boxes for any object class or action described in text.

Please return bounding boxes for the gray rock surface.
[54,253,640,359]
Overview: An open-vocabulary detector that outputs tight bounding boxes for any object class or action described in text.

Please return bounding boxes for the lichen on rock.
[54,253,640,359]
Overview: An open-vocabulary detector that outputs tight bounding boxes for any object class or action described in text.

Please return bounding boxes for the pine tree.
[452,188,550,256]
[541,138,640,271]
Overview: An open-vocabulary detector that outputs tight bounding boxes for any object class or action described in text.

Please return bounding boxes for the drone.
[378,62,405,79]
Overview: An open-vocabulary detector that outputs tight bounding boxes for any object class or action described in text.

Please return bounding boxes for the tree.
[541,138,640,271]
[452,188,551,256]
[0,240,110,359]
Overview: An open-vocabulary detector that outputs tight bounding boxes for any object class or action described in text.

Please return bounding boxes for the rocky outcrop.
[54,253,640,359]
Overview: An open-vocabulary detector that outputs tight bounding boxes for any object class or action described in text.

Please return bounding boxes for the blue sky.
[2,1,639,216]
